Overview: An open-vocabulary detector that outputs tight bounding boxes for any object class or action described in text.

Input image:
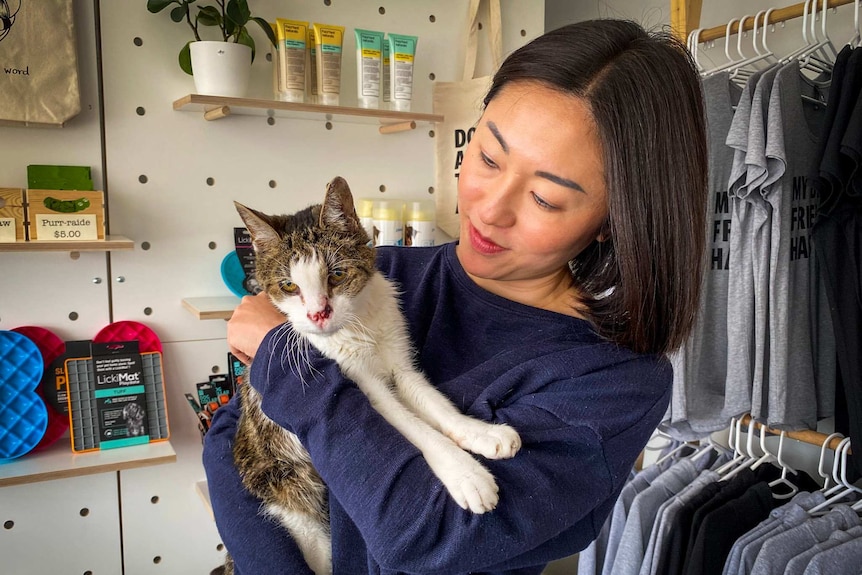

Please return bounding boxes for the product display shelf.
[0,235,135,253]
[182,296,241,320]
[0,437,176,487]
[173,94,443,133]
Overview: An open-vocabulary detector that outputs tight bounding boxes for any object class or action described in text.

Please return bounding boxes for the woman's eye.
[532,192,558,210]
[480,152,497,168]
[329,270,347,285]
[280,280,299,294]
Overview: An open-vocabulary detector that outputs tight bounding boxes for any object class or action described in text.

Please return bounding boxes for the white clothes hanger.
[715,417,747,475]
[688,27,705,73]
[809,437,861,514]
[816,432,845,491]
[766,430,799,500]
[726,10,779,85]
[782,0,819,64]
[795,0,836,73]
[720,418,761,481]
[750,424,777,470]
[851,0,861,47]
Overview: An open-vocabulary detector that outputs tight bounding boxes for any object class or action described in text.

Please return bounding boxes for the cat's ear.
[234,202,281,252]
[320,176,363,235]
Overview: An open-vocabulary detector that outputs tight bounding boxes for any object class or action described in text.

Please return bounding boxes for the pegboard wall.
[0,1,544,573]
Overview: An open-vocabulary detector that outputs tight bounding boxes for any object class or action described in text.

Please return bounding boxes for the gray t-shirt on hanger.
[724,66,777,422]
[762,62,833,430]
[668,72,741,439]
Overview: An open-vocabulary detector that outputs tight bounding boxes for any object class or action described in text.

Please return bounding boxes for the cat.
[226,176,522,575]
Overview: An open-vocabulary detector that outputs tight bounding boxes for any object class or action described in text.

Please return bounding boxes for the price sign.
[0,217,16,242]
[35,214,98,241]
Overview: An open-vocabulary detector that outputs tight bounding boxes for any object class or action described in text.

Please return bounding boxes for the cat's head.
[234,176,376,336]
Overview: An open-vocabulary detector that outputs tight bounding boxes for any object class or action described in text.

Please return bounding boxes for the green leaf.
[146,0,175,14]
[179,41,193,75]
[197,6,221,27]
[236,29,255,63]
[250,17,277,47]
[226,0,251,27]
[169,5,186,23]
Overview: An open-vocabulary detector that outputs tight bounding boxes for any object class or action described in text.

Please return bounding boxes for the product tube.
[269,22,281,99]
[387,33,418,112]
[313,23,345,106]
[382,39,391,109]
[275,18,308,103]
[307,26,318,103]
[354,29,384,109]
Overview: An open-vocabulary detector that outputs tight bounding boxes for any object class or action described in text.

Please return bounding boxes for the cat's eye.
[280,280,299,294]
[329,270,347,286]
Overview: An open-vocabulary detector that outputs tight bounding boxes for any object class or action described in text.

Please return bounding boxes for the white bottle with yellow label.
[405,200,436,247]
[372,200,404,246]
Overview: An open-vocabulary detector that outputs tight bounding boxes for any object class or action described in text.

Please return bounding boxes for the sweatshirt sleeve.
[202,390,315,575]
[250,324,670,574]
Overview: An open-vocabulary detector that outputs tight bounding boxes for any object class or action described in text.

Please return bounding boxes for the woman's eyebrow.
[488,120,585,193]
[535,171,585,193]
[487,121,509,153]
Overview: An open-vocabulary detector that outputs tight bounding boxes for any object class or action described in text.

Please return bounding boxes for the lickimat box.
[0,188,26,242]
[26,189,105,241]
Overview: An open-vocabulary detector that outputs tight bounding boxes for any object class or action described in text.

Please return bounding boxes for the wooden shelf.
[0,439,176,487]
[182,296,240,320]
[173,94,442,132]
[0,235,135,252]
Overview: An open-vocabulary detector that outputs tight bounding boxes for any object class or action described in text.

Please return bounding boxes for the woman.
[203,19,708,575]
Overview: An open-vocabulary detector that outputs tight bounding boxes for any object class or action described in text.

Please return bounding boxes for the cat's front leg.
[394,369,522,460]
[422,437,502,513]
[446,418,522,461]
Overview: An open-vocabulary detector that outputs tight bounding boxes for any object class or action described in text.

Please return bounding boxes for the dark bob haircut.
[483,19,708,356]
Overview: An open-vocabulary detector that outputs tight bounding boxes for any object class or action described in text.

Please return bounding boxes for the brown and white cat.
[227,177,521,575]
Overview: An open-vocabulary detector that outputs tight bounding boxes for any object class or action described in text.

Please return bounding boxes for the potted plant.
[147,0,277,97]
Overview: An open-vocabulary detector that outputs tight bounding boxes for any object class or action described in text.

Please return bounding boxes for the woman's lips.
[469,224,505,255]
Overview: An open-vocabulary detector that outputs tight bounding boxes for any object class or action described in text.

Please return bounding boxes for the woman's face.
[456,81,609,307]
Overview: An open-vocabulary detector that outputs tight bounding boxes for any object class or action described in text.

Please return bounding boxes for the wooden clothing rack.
[738,414,850,452]
[671,0,857,43]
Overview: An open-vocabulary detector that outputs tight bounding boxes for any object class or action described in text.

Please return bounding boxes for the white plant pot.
[189,41,252,98]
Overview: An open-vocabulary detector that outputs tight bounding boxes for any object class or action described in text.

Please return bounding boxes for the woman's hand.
[227,292,285,365]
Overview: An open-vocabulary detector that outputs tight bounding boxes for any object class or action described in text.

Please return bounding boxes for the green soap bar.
[27,165,94,190]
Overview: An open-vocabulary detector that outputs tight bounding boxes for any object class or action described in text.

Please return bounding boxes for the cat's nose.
[307,304,333,325]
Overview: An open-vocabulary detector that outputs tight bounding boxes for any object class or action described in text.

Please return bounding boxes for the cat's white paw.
[451,422,522,460]
[427,448,500,514]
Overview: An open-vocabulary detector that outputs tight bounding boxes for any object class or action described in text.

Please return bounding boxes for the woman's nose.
[477,180,517,228]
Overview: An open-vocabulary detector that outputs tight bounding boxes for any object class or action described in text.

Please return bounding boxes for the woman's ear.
[595,219,611,243]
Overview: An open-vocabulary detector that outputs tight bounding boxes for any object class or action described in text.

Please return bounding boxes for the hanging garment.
[748,504,860,574]
[724,67,775,423]
[608,457,708,575]
[721,491,827,575]
[653,476,725,575]
[762,62,832,430]
[783,524,862,575]
[668,71,743,439]
[793,527,862,574]
[578,464,664,575]
[683,465,822,575]
[812,46,862,481]
[639,469,720,575]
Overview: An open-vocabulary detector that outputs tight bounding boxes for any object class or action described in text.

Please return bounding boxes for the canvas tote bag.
[0,0,81,127]
[432,0,502,238]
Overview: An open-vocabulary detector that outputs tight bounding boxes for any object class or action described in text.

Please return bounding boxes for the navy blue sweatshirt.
[203,242,671,574]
